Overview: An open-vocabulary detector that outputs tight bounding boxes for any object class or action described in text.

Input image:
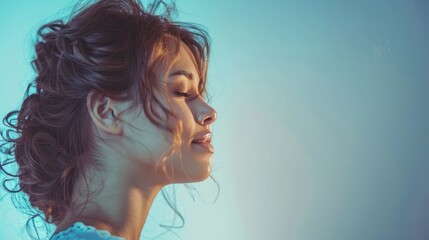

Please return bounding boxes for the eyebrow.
[169,70,194,81]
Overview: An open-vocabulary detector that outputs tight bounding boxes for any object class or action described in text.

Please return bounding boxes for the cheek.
[122,109,173,161]
[169,102,195,126]
[127,123,170,163]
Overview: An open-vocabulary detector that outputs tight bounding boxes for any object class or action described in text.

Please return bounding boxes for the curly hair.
[0,0,218,239]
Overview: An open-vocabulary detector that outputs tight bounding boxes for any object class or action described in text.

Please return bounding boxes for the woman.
[0,0,217,239]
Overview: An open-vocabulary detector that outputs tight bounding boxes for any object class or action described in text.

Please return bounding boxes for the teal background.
[1,0,428,239]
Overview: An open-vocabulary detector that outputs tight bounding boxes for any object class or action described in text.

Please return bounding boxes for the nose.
[197,105,217,126]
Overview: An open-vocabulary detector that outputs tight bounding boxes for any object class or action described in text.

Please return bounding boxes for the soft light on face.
[163,43,217,181]
[120,41,217,185]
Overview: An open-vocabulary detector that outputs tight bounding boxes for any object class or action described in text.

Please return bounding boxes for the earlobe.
[86,90,123,135]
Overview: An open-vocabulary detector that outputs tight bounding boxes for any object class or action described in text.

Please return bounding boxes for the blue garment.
[50,221,125,240]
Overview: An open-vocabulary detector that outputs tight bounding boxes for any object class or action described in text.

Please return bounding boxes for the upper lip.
[192,131,212,143]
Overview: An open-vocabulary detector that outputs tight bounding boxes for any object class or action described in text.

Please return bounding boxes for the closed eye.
[175,91,189,97]
[175,91,201,102]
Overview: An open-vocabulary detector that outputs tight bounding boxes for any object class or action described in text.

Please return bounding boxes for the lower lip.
[192,142,214,153]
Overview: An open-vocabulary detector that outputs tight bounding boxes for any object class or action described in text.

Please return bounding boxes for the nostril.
[198,110,217,125]
[204,116,213,125]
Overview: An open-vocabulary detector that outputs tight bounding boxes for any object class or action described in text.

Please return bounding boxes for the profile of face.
[91,41,217,186]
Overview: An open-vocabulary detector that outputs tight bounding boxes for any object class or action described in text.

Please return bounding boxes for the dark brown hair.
[0,0,217,239]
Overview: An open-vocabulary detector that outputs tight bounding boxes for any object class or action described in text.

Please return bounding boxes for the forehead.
[157,41,201,85]
[170,43,198,77]
[154,38,204,89]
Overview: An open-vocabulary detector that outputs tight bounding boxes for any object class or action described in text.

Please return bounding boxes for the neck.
[81,188,162,239]
[55,161,166,240]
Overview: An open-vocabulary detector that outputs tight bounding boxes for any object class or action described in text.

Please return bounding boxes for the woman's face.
[120,42,217,185]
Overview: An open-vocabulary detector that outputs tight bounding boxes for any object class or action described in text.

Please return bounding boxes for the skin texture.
[52,42,217,239]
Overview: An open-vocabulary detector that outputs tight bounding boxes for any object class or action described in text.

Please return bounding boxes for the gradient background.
[1,0,428,239]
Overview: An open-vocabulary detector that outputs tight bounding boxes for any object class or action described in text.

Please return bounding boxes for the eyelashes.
[174,91,202,101]
[175,91,189,97]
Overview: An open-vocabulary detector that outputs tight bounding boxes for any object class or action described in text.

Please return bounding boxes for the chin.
[192,169,211,182]
[164,154,212,184]
[174,164,211,184]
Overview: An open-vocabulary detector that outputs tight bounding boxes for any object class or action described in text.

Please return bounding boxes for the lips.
[192,141,214,153]
[191,132,212,144]
[191,132,214,153]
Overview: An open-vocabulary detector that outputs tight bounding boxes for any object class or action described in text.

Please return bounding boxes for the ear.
[86,89,123,135]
